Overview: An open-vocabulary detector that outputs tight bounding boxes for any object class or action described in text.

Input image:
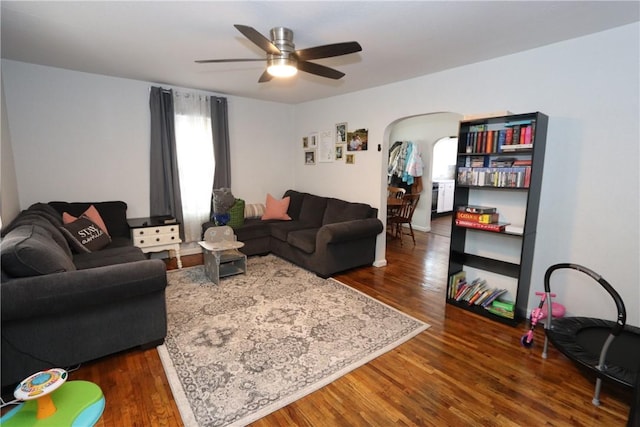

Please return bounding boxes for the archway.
[385,112,462,236]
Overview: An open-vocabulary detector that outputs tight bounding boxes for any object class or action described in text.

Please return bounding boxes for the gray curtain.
[211,96,231,189]
[149,86,184,233]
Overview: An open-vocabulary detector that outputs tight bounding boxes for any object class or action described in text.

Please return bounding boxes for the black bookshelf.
[446,112,548,325]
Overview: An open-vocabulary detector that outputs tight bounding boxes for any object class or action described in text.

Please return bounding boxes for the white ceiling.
[2,1,639,104]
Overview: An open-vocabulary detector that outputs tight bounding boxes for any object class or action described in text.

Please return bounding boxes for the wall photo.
[347,129,368,151]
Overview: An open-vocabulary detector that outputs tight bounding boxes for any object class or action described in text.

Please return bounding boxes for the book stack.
[486,299,515,319]
[454,206,509,232]
[448,271,509,309]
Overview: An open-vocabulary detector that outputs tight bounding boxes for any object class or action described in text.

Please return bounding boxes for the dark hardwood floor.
[16,215,632,426]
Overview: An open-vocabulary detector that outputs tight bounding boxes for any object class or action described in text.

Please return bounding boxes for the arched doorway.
[386,112,462,233]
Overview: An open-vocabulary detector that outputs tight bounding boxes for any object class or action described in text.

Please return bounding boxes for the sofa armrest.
[316,218,384,245]
[1,259,167,322]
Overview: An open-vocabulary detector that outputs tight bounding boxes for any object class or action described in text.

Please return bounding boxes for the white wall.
[294,23,640,325]
[1,76,21,223]
[1,60,295,219]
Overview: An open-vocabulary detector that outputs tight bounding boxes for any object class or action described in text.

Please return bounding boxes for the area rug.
[158,254,429,427]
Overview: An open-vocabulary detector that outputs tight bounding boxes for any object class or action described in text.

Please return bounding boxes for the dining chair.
[387,186,406,199]
[389,193,420,246]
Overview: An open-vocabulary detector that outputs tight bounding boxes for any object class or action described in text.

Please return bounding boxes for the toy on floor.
[521,291,565,348]
[0,368,105,427]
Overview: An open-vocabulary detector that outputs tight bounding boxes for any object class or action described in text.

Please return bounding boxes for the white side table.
[198,240,246,285]
[128,217,182,269]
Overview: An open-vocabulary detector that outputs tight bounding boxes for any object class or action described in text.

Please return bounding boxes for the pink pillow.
[261,194,291,220]
[62,204,110,236]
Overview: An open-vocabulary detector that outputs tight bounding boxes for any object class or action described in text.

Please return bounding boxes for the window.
[173,91,215,242]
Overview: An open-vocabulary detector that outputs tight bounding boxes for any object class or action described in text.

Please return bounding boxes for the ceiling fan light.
[267,57,297,78]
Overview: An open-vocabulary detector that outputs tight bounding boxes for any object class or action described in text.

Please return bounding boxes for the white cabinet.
[435,180,455,213]
[128,217,183,268]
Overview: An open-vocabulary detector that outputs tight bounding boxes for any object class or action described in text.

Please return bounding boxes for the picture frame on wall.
[335,145,344,160]
[302,136,309,149]
[309,132,318,148]
[304,150,316,165]
[318,130,334,162]
[346,154,355,164]
[335,122,347,144]
[347,128,368,151]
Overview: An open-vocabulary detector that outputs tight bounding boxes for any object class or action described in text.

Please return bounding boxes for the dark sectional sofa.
[0,201,167,388]
[203,190,384,278]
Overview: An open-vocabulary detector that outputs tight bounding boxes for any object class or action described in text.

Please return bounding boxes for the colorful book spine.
[457,205,497,214]
[455,211,499,224]
[455,219,509,232]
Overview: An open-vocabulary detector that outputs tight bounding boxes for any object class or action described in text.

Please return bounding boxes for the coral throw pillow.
[62,205,110,236]
[261,194,291,220]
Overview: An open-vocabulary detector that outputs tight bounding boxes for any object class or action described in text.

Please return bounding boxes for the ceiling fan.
[195,25,362,83]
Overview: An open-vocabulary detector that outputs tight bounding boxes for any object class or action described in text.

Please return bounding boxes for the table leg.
[174,244,182,269]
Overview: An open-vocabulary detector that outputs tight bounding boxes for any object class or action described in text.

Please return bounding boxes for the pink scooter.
[520,291,565,348]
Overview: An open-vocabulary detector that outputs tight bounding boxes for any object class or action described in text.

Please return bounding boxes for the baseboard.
[373,259,387,268]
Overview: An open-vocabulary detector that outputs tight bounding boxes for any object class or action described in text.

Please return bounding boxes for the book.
[486,305,515,319]
[448,271,467,299]
[457,205,496,214]
[500,143,533,152]
[455,211,499,224]
[491,299,515,311]
[455,219,509,232]
[490,157,516,167]
[480,289,507,307]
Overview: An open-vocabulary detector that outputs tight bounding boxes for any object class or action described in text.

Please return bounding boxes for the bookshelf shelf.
[446,112,548,324]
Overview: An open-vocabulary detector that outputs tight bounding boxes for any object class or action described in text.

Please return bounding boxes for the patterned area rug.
[158,254,429,427]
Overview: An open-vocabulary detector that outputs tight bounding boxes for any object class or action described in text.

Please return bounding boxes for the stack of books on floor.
[448,271,515,319]
[486,299,515,319]
[454,205,510,232]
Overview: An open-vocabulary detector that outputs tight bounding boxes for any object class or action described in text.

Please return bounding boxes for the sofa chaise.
[202,190,384,278]
[0,201,167,388]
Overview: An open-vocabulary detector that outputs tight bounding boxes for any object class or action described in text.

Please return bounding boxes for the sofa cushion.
[270,222,317,242]
[1,225,76,277]
[261,194,292,220]
[2,212,73,257]
[244,203,265,219]
[323,198,374,225]
[232,218,273,240]
[287,229,318,254]
[60,217,112,253]
[62,204,110,236]
[298,194,328,226]
[283,190,306,220]
[73,246,146,270]
[49,201,129,240]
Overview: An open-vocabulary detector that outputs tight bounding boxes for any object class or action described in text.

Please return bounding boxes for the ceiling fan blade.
[195,58,265,63]
[295,41,362,61]
[234,24,281,55]
[258,70,273,83]
[298,61,345,80]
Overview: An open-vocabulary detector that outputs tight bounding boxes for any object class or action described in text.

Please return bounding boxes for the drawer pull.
[156,238,160,242]
[140,240,144,244]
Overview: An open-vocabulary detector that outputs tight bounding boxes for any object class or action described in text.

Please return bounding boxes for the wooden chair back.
[388,186,406,199]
